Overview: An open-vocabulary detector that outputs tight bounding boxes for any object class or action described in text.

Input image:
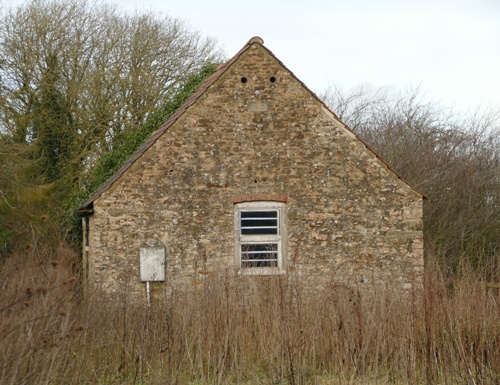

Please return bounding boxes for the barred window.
[235,202,286,273]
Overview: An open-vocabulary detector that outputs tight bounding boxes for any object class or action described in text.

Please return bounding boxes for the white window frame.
[234,201,286,275]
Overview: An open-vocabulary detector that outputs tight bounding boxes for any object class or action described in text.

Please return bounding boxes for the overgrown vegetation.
[0,1,499,384]
[1,249,498,384]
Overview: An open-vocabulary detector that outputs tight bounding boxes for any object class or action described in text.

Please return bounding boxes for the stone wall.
[86,41,424,297]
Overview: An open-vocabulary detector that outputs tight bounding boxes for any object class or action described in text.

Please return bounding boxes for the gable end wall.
[87,43,423,295]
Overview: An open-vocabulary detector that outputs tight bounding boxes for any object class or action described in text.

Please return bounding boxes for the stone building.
[79,37,425,296]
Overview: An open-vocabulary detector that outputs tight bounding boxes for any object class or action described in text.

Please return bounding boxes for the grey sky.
[4,0,500,113]
[118,0,500,113]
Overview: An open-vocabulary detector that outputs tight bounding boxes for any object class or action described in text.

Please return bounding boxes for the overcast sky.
[116,0,500,114]
[5,0,500,114]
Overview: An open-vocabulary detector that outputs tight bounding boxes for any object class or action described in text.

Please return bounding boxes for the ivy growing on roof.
[65,62,218,239]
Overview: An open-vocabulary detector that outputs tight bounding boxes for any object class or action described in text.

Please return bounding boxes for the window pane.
[241,211,278,235]
[241,243,278,268]
[241,211,277,219]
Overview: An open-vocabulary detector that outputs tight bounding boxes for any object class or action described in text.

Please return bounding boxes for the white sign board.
[139,246,166,282]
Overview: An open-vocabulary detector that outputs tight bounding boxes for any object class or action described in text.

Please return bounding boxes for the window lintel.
[233,194,288,204]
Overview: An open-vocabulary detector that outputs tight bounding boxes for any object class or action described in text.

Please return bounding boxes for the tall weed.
[1,248,498,384]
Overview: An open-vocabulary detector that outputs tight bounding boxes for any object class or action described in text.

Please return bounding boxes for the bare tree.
[0,0,222,255]
[0,0,222,181]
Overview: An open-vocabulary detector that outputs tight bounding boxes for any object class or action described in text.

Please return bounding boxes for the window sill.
[238,268,286,276]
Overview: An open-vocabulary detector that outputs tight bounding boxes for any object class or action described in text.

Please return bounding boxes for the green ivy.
[64,62,218,243]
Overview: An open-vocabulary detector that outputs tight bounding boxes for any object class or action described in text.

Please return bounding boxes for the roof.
[79,36,425,212]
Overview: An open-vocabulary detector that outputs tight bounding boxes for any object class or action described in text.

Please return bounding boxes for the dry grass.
[1,247,499,385]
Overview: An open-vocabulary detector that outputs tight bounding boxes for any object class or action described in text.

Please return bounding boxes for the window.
[235,201,286,273]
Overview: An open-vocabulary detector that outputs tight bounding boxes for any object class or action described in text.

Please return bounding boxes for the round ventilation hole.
[270,76,276,83]
[241,77,247,83]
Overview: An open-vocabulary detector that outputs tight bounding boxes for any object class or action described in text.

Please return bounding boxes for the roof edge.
[251,40,427,199]
[79,36,426,212]
[78,39,262,211]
